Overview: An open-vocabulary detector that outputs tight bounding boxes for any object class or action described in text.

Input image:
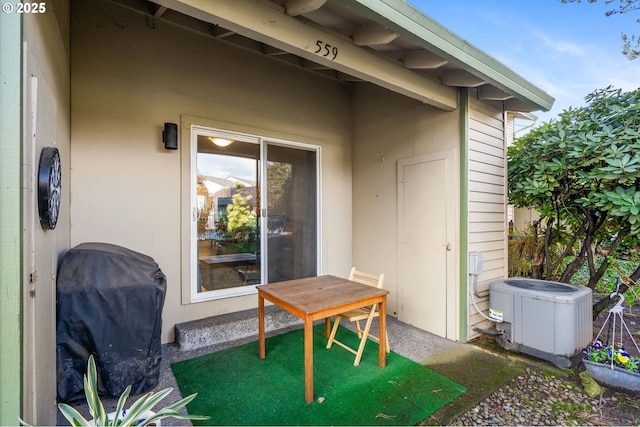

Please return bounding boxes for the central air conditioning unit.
[489,278,592,368]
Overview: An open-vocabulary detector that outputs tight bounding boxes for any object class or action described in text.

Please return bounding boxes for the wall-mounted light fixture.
[208,137,234,147]
[163,123,178,150]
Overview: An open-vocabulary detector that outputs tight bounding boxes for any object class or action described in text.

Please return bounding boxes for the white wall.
[70,0,352,343]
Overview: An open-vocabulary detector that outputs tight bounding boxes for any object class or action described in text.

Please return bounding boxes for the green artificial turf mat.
[171,324,465,425]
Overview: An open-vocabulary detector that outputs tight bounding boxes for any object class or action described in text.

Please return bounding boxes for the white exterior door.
[397,150,456,339]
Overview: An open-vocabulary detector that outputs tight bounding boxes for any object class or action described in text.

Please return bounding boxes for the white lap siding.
[467,97,508,340]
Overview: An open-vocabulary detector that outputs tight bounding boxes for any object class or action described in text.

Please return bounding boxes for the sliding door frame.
[187,124,322,304]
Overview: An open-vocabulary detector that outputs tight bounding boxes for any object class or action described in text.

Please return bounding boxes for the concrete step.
[174,305,303,351]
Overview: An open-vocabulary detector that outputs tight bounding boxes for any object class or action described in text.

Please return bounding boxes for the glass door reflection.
[197,137,260,292]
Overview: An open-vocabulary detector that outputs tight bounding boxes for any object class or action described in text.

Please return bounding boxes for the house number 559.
[314,40,338,60]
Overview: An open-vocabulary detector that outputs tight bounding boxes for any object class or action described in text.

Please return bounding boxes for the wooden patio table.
[257,275,389,403]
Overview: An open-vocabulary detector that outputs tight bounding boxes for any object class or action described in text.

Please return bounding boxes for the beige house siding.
[506,115,515,145]
[467,97,507,339]
[70,0,353,343]
[21,7,71,425]
[3,1,555,424]
[352,84,460,337]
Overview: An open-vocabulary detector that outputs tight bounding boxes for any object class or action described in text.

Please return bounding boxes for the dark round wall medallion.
[38,147,61,230]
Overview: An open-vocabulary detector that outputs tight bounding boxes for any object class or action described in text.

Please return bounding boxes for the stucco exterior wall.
[466,96,507,340]
[70,0,352,343]
[351,84,460,323]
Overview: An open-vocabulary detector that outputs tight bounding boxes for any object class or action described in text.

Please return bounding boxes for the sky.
[407,0,640,131]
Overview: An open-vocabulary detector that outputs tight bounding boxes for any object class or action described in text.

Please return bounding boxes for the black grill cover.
[56,242,167,402]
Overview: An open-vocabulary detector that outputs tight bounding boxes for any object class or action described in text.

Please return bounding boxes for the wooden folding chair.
[326,267,390,366]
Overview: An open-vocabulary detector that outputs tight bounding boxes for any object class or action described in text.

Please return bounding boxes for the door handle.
[445,243,452,251]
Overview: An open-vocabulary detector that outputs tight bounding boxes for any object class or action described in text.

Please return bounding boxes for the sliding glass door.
[191,127,319,301]
[265,143,317,282]
[195,133,261,295]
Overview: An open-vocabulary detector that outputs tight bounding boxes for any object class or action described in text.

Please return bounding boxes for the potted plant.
[583,338,640,395]
[23,355,210,426]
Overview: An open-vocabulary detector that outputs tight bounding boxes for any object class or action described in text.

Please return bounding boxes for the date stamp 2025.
[2,2,47,14]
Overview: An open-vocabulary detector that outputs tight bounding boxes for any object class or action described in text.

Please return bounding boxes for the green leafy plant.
[40,355,209,426]
[226,182,257,242]
[508,86,640,314]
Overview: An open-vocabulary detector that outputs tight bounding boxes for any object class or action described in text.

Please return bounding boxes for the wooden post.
[258,293,265,359]
[304,315,314,403]
[379,296,387,368]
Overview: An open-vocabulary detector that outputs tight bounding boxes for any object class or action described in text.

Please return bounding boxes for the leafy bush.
[570,256,640,306]
[508,87,640,287]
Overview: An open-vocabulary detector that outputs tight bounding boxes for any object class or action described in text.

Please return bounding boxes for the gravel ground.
[449,302,640,426]
[450,367,640,426]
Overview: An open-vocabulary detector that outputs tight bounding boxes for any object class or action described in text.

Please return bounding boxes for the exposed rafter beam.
[263,45,288,56]
[270,53,304,67]
[352,22,399,46]
[478,85,513,101]
[302,58,331,69]
[211,25,235,39]
[403,50,447,69]
[311,68,340,79]
[337,71,362,82]
[155,0,457,110]
[441,70,485,88]
[338,0,554,111]
[284,0,328,16]
[154,5,168,17]
[504,97,537,113]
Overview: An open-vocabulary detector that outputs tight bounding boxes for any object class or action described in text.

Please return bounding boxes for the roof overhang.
[129,0,554,113]
[340,0,555,112]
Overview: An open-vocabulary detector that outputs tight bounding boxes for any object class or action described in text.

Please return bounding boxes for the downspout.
[0,10,23,425]
[458,88,469,342]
